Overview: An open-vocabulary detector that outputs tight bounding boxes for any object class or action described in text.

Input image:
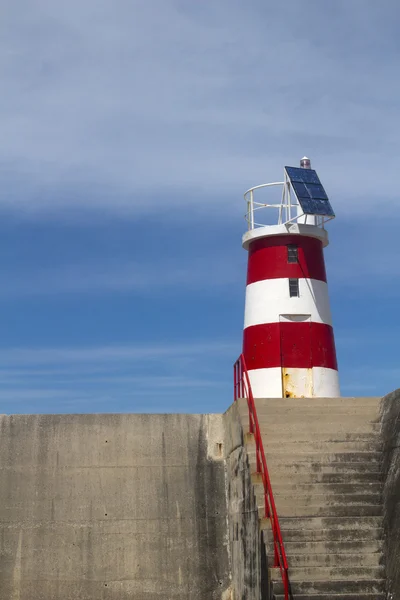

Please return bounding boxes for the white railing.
[244,177,332,231]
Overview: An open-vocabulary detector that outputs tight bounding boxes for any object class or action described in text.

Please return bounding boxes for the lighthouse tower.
[242,157,340,398]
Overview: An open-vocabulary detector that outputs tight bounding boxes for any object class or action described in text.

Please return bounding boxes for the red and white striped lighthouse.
[242,158,340,398]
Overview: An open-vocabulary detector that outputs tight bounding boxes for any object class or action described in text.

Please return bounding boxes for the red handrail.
[234,354,290,600]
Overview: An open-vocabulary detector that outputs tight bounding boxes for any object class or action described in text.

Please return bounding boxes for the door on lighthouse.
[280,314,313,398]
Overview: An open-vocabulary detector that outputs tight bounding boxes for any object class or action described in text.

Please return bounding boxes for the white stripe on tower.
[244,278,333,328]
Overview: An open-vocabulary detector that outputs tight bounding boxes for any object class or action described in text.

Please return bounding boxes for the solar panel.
[285,166,335,217]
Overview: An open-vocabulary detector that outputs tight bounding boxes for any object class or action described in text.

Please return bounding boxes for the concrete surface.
[2,392,400,600]
[381,388,400,599]
[0,413,230,600]
[224,401,266,600]
[237,397,386,600]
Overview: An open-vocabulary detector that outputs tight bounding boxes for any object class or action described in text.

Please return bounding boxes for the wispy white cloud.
[0,340,236,366]
[0,374,224,388]
[1,1,399,218]
[0,257,239,298]
[0,340,235,412]
[0,388,85,400]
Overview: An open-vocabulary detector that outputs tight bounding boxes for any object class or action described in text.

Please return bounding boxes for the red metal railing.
[234,353,290,600]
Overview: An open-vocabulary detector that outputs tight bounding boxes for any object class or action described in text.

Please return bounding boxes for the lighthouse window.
[289,278,299,297]
[287,245,298,263]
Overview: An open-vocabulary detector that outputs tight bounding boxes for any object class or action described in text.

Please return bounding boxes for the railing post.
[250,190,255,229]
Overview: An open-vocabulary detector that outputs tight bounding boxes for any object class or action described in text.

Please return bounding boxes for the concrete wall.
[381,389,400,599]
[0,413,231,600]
[224,402,265,600]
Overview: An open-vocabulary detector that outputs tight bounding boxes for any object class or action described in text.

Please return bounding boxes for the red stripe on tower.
[247,235,327,284]
[243,322,338,371]
[241,157,340,398]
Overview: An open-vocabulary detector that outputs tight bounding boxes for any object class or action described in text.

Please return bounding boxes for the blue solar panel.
[285,166,335,217]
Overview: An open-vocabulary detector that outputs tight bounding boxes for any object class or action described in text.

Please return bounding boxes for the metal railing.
[244,178,332,231]
[233,354,291,600]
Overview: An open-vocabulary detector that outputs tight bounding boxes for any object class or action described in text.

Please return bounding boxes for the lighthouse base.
[248,367,340,398]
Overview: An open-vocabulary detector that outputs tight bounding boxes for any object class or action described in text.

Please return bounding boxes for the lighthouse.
[242,158,340,398]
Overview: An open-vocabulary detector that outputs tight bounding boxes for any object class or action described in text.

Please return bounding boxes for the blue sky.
[0,0,399,414]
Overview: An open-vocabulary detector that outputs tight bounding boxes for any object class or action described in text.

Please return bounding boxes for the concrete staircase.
[237,397,386,600]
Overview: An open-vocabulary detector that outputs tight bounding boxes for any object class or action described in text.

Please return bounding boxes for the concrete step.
[276,516,383,530]
[262,482,383,495]
[246,433,383,453]
[266,539,382,555]
[258,501,382,518]
[262,440,383,453]
[242,417,381,429]
[272,578,386,595]
[238,397,382,408]
[239,406,381,419]
[255,484,382,506]
[250,399,380,408]
[251,451,382,464]
[263,492,383,507]
[253,470,383,484]
[258,431,381,443]
[274,594,385,600]
[271,527,384,543]
[282,552,382,568]
[256,422,381,434]
[248,460,382,475]
[236,396,381,410]
[271,565,385,581]
[238,399,380,411]
[240,417,381,430]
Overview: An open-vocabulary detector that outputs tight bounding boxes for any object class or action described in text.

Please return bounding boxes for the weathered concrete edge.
[0,413,233,600]
[223,401,267,600]
[380,388,400,600]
